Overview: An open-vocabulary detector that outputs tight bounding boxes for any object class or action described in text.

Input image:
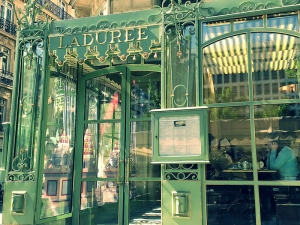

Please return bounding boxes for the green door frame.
[72,64,161,225]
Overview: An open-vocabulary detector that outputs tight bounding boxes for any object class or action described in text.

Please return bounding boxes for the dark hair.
[267,134,285,154]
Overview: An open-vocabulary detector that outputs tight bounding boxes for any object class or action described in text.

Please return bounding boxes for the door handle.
[125,158,131,186]
[117,158,123,185]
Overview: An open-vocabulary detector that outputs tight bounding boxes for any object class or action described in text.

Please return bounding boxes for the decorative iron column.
[2,1,49,224]
[162,0,202,108]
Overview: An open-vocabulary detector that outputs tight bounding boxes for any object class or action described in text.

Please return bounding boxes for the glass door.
[76,65,161,225]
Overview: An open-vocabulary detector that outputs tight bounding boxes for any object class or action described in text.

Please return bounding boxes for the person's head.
[218,138,231,154]
[265,133,284,151]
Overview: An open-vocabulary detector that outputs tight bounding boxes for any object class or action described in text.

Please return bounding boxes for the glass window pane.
[131,71,161,118]
[203,35,249,104]
[130,121,160,178]
[251,33,300,100]
[233,16,263,31]
[202,20,230,43]
[129,181,161,224]
[207,106,251,180]
[166,24,197,108]
[207,185,255,224]
[259,185,300,224]
[85,73,122,121]
[81,122,121,178]
[41,73,76,219]
[80,181,119,223]
[267,13,298,31]
[254,103,300,181]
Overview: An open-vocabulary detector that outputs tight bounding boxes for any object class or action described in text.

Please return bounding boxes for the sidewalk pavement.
[0,204,2,224]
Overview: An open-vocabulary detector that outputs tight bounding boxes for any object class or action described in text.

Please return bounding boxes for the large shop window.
[252,33,300,100]
[207,106,251,180]
[203,34,249,104]
[41,69,77,219]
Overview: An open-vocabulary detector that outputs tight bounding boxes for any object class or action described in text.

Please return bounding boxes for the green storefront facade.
[3,0,300,224]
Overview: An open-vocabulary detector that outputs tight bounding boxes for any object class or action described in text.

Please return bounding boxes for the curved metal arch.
[201,28,300,48]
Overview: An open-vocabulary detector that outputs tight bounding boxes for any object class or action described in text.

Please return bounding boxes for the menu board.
[158,115,201,156]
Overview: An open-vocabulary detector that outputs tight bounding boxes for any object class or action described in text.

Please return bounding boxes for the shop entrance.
[75,65,161,225]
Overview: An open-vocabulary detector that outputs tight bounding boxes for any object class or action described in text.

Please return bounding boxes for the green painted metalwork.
[4,1,300,225]
[3,0,50,224]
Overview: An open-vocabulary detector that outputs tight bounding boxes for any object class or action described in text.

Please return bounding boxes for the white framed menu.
[151,107,209,163]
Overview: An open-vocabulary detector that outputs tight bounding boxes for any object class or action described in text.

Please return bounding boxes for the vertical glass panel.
[203,35,249,104]
[40,73,76,219]
[129,181,161,224]
[259,185,300,224]
[267,13,298,31]
[202,20,230,43]
[80,181,118,224]
[207,185,255,225]
[207,106,251,180]
[85,73,122,120]
[254,104,300,181]
[130,71,161,118]
[233,16,263,30]
[81,122,121,178]
[130,121,160,178]
[251,33,300,100]
[15,41,43,169]
[166,23,196,108]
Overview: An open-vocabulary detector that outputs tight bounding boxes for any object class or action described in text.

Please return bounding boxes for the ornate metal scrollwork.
[199,1,281,17]
[162,0,201,24]
[164,171,199,180]
[7,172,35,181]
[12,149,32,172]
[164,164,200,180]
[13,0,48,38]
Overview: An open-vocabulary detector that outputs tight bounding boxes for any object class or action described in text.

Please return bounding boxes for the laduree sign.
[56,27,149,48]
[48,24,161,65]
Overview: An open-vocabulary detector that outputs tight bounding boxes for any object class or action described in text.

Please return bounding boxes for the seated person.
[210,138,233,178]
[266,135,299,180]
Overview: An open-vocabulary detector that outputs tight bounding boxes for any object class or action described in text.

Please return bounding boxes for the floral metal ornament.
[162,0,202,24]
[14,0,49,32]
[8,148,35,181]
[162,0,201,58]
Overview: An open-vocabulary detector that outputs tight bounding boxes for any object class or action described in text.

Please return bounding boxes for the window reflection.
[203,35,249,104]
[130,71,161,118]
[233,16,263,31]
[41,74,76,219]
[166,24,196,108]
[207,185,255,225]
[251,33,300,100]
[259,186,300,224]
[267,13,298,31]
[255,104,300,181]
[85,73,122,121]
[130,121,160,178]
[202,20,230,43]
[207,106,251,180]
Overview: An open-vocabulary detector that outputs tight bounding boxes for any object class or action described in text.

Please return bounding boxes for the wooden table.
[223,169,277,173]
[222,169,277,180]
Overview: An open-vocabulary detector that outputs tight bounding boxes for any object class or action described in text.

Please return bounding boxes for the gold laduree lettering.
[70,36,80,46]
[124,28,135,42]
[59,36,68,48]
[95,31,108,44]
[110,30,122,43]
[83,34,94,46]
[137,27,148,40]
[56,26,150,48]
